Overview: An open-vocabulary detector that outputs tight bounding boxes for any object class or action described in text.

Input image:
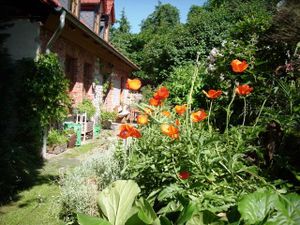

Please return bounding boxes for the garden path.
[0,129,117,225]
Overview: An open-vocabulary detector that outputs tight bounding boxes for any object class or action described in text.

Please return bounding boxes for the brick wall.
[40,27,129,113]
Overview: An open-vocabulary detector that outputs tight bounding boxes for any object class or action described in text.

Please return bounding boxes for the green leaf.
[176,202,197,225]
[238,189,278,224]
[266,193,300,225]
[77,213,112,225]
[186,211,222,225]
[98,180,141,225]
[159,216,173,225]
[125,213,147,225]
[136,198,158,224]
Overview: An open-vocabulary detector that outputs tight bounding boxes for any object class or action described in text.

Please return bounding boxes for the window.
[83,63,93,95]
[65,55,77,89]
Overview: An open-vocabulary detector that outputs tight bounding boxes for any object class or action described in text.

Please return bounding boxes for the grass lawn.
[0,132,114,225]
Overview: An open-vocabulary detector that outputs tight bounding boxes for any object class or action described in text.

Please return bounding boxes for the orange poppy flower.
[178,171,190,180]
[118,124,141,139]
[235,84,253,96]
[161,124,179,139]
[231,59,248,73]
[137,115,148,125]
[126,78,142,91]
[175,119,180,126]
[162,111,171,117]
[202,89,222,99]
[191,110,207,122]
[175,105,187,115]
[153,86,169,100]
[149,98,161,106]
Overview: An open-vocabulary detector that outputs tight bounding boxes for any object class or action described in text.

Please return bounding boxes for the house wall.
[40,28,96,106]
[40,27,130,114]
[103,68,128,111]
[0,19,40,60]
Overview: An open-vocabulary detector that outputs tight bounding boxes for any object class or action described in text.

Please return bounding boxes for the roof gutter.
[65,11,139,71]
[46,9,66,54]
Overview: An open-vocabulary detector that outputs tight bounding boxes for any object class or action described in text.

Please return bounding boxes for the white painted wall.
[112,77,121,108]
[0,19,40,60]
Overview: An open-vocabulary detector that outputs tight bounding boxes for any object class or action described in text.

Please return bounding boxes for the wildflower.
[178,171,190,180]
[202,89,222,99]
[153,86,169,100]
[137,115,148,125]
[175,105,187,115]
[161,124,179,139]
[191,110,207,122]
[175,119,180,126]
[235,84,253,96]
[162,111,171,117]
[126,78,142,91]
[231,59,248,73]
[149,98,161,106]
[118,124,141,139]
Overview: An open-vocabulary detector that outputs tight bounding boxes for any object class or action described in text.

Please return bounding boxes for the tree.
[140,2,180,33]
[110,9,134,58]
[118,8,131,34]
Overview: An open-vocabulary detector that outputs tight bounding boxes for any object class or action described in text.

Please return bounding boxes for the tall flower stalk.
[242,97,247,126]
[186,52,201,127]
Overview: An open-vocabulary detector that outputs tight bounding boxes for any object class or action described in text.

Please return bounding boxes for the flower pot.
[67,133,77,148]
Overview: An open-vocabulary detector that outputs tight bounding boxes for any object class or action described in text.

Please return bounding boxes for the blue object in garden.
[93,125,101,138]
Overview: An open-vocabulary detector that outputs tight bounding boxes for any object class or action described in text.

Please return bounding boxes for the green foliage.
[59,150,121,223]
[117,8,131,34]
[98,180,140,225]
[77,213,111,225]
[27,53,70,126]
[164,63,204,107]
[47,129,68,146]
[141,2,180,33]
[100,111,117,123]
[123,105,265,212]
[77,99,96,119]
[237,189,300,224]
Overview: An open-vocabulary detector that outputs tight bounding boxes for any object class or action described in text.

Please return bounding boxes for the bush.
[77,99,96,119]
[58,147,121,224]
[100,110,117,123]
[47,129,68,146]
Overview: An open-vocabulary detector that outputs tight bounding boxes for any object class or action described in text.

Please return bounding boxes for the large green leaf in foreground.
[238,189,300,225]
[97,180,141,225]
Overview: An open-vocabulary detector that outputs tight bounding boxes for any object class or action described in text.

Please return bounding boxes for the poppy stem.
[253,98,267,128]
[242,97,247,126]
[225,90,236,133]
[187,53,200,119]
[208,100,213,131]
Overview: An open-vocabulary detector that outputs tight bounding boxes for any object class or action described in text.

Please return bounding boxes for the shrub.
[47,129,68,146]
[100,110,117,123]
[76,99,96,119]
[58,147,121,224]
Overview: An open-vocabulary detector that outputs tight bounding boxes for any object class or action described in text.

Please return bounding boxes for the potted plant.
[47,129,68,154]
[76,99,96,120]
[65,128,77,148]
[100,110,117,129]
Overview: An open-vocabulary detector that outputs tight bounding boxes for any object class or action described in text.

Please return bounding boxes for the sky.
[114,0,206,33]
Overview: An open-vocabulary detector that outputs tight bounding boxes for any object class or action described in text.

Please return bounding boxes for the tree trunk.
[41,127,48,158]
